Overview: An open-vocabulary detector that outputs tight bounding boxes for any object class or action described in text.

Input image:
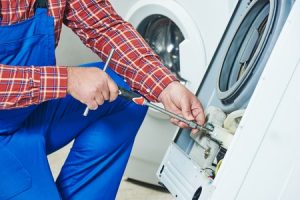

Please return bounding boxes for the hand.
[158,81,205,134]
[67,67,119,110]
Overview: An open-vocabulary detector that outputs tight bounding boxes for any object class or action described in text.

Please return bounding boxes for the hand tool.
[118,87,214,132]
[83,48,115,116]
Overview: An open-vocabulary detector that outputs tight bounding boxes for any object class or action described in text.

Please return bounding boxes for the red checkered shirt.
[0,0,177,109]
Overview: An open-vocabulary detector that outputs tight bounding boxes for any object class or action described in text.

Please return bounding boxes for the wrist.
[67,67,72,94]
[158,81,181,102]
[67,66,77,94]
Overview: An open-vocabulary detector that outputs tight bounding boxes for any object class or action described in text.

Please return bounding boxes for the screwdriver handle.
[118,88,140,101]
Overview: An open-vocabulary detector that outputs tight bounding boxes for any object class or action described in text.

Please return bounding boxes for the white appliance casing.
[158,1,300,199]
[211,2,300,199]
[109,0,238,185]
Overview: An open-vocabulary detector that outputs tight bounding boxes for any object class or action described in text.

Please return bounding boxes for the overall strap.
[34,0,48,9]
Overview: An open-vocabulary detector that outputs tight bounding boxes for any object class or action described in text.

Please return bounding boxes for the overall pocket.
[0,146,32,199]
[0,34,50,66]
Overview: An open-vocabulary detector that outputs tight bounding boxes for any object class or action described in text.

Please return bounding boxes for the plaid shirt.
[0,0,177,109]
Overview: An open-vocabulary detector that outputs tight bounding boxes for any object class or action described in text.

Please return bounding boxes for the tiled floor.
[48,144,173,200]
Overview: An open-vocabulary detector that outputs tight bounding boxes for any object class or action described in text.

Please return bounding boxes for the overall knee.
[73,134,132,160]
[71,101,148,160]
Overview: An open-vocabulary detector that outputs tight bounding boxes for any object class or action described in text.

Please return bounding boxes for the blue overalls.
[0,1,147,199]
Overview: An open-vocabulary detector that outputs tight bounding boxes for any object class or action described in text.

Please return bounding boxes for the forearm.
[0,64,67,109]
[63,0,177,102]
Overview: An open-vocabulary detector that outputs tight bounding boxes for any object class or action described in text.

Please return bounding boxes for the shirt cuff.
[138,67,178,102]
[39,66,68,102]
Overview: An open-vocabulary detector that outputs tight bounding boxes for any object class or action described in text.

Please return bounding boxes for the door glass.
[137,15,186,82]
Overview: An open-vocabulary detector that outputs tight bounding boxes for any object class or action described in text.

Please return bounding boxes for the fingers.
[190,105,206,135]
[189,99,206,135]
[100,85,110,101]
[95,93,105,106]
[161,88,206,132]
[181,98,194,121]
[192,106,206,125]
[170,117,191,129]
[173,96,204,130]
[68,67,121,114]
[167,104,191,129]
[107,77,119,102]
[87,100,98,110]
[92,73,119,110]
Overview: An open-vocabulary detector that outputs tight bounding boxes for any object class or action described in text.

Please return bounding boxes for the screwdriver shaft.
[143,101,213,132]
[83,49,115,116]
[144,102,195,127]
[118,87,213,132]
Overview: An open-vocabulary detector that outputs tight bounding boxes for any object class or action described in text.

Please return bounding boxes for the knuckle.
[95,82,103,90]
[89,88,98,95]
[87,94,94,101]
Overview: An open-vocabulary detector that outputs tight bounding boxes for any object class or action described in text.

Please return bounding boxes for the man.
[0,0,205,199]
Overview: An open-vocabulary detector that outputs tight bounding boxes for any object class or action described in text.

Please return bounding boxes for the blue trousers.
[0,63,147,200]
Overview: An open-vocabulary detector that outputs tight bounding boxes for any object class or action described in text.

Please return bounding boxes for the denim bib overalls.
[0,0,147,199]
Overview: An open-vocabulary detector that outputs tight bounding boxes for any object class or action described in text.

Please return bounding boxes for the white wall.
[55,25,99,65]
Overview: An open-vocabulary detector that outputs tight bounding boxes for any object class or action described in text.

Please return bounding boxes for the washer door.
[198,0,294,112]
[125,0,206,93]
[177,0,294,153]
[137,15,186,82]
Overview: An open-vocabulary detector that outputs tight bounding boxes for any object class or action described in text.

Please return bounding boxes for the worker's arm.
[63,0,206,127]
[63,0,178,102]
[0,64,67,109]
[0,64,118,110]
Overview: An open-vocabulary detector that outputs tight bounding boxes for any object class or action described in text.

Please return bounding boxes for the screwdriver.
[118,87,214,132]
[82,48,213,133]
[83,48,115,116]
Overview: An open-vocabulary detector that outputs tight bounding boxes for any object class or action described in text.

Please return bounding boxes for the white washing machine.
[109,0,238,185]
[211,3,300,198]
[157,0,296,199]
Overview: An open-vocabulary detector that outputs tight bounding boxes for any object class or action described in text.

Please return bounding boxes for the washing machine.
[109,0,238,185]
[157,0,295,199]
[211,3,300,198]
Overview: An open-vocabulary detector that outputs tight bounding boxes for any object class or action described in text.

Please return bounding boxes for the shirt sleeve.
[0,64,68,110]
[63,0,178,102]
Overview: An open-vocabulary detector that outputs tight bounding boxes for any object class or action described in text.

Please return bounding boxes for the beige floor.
[116,178,173,200]
[48,144,173,200]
